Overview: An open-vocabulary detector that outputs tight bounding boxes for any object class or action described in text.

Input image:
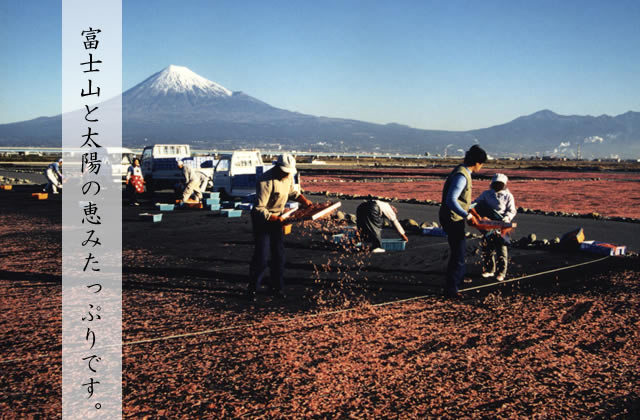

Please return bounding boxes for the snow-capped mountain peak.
[141,65,232,97]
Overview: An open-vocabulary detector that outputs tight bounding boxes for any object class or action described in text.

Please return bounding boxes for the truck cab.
[140,144,191,192]
[213,150,300,198]
[141,144,191,176]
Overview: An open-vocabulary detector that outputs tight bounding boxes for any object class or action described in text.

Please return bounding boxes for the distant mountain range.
[1,65,638,158]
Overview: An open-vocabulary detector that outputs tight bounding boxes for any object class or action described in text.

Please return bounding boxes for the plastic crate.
[0,185,12,191]
[342,226,358,238]
[202,192,220,199]
[209,204,221,211]
[283,224,292,235]
[422,227,447,237]
[205,198,221,206]
[580,240,626,256]
[221,209,242,218]
[156,203,175,211]
[139,213,162,223]
[221,201,235,209]
[32,193,48,200]
[381,239,406,251]
[237,203,253,211]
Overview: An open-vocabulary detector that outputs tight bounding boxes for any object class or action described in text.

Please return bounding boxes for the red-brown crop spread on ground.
[302,169,640,219]
[1,208,639,418]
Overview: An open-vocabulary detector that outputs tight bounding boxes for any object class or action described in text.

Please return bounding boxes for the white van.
[213,150,300,198]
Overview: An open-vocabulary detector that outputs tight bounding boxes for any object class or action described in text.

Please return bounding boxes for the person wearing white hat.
[43,158,63,194]
[177,159,210,203]
[472,173,517,281]
[247,153,312,301]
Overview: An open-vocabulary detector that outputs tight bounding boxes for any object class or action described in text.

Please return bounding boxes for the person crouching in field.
[356,200,408,253]
[473,173,516,282]
[177,159,209,203]
[439,145,487,299]
[43,158,63,194]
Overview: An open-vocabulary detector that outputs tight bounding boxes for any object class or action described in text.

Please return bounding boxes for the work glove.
[268,214,284,223]
[401,234,409,242]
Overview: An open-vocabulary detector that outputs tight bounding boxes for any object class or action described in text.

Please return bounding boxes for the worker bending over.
[247,153,312,301]
[356,200,408,253]
[43,158,63,194]
[473,173,517,281]
[177,159,209,203]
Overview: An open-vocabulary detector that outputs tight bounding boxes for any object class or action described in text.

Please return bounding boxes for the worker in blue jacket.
[439,145,487,299]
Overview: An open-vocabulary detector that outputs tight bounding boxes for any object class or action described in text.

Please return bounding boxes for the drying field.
[0,184,639,418]
[302,167,640,219]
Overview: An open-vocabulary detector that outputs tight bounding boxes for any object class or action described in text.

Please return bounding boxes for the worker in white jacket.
[43,159,63,193]
[356,200,408,253]
[177,160,209,203]
[472,173,517,281]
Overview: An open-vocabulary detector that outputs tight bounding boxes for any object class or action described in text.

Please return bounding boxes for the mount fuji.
[123,65,293,123]
[0,65,639,157]
[119,65,459,151]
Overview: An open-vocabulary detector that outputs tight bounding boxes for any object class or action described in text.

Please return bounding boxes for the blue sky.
[1,0,639,130]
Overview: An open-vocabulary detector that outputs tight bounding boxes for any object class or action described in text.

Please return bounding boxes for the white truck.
[213,150,300,198]
[106,147,135,180]
[140,144,216,192]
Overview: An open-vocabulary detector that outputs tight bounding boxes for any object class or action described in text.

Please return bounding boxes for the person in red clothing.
[125,158,144,206]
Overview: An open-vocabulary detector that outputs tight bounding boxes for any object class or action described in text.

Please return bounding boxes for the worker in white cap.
[247,153,312,301]
[177,159,210,203]
[43,158,63,194]
[472,173,517,281]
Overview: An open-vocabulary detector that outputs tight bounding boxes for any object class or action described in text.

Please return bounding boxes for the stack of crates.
[205,192,221,211]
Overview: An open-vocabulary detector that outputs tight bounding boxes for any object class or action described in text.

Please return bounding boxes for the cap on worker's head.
[58,158,63,163]
[276,153,296,174]
[492,173,508,185]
